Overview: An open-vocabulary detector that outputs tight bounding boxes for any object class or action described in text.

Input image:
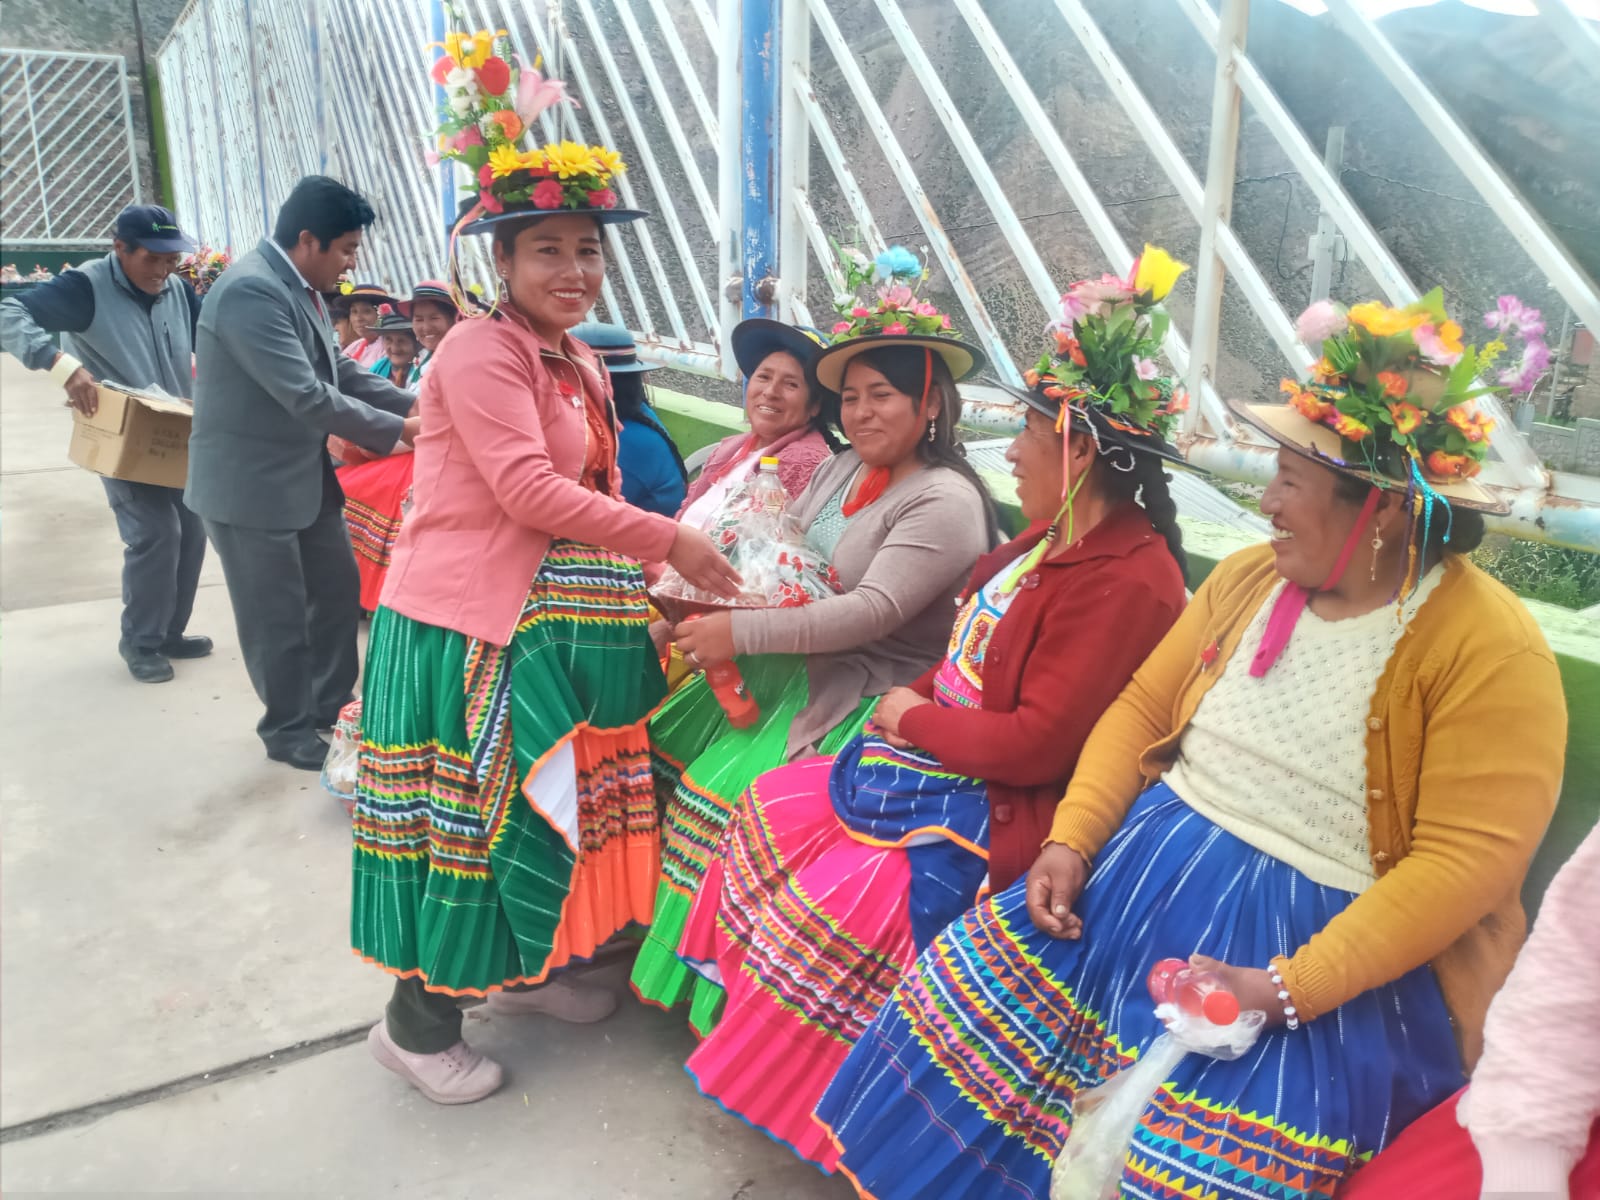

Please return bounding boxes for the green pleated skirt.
[351,540,667,994]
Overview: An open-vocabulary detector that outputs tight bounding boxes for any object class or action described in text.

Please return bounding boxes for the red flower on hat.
[480,192,504,214]
[475,56,511,96]
[430,55,458,85]
[531,179,565,209]
[882,322,909,335]
[477,163,495,188]
[586,187,617,209]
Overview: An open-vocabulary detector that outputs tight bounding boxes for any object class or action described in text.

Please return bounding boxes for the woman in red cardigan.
[670,317,1190,1170]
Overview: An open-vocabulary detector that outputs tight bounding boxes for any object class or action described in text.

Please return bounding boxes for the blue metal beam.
[430,0,455,241]
[739,0,778,319]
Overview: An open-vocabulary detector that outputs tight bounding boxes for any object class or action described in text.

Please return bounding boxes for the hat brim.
[813,335,984,392]
[730,318,828,378]
[459,207,649,235]
[139,235,197,254]
[346,291,398,308]
[1229,397,1507,513]
[995,382,1192,468]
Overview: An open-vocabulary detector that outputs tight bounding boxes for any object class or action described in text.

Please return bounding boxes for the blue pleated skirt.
[815,783,1465,1200]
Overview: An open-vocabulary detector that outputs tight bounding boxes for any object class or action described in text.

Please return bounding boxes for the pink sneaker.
[485,976,618,1024]
[367,1022,504,1105]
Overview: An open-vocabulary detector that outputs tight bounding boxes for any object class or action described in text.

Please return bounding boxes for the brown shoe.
[367,1022,503,1105]
[485,976,619,1024]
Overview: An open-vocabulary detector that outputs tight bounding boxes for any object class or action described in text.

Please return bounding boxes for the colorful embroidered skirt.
[339,453,414,612]
[631,657,872,1034]
[681,734,991,1170]
[816,783,1466,1200]
[350,540,665,995]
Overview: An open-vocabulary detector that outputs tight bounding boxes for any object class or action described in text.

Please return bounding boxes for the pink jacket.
[1466,821,1600,1194]
[380,310,678,645]
[678,426,832,513]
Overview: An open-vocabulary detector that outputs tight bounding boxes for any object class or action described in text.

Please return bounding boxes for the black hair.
[1097,452,1189,581]
[1331,470,1485,556]
[612,371,689,486]
[839,345,1003,549]
[272,176,376,250]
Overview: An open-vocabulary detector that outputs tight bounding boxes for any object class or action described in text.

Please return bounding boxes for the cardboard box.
[67,383,193,489]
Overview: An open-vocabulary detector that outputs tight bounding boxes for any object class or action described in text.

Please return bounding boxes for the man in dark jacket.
[0,204,210,683]
[186,176,417,771]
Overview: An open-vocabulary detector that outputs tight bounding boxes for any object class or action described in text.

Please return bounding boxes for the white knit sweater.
[1163,568,1442,892]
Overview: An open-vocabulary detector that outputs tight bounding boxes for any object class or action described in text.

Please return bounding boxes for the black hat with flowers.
[1004,245,1194,469]
[428,20,644,234]
[810,246,985,393]
[1238,288,1511,513]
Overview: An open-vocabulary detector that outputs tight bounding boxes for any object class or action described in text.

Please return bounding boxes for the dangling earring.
[926,419,937,443]
[1369,525,1385,582]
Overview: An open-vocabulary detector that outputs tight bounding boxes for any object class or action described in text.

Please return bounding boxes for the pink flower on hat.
[532,179,565,209]
[882,321,909,335]
[479,192,504,214]
[451,126,485,152]
[914,302,939,317]
[586,187,617,209]
[832,320,852,334]
[851,306,871,318]
[477,163,495,188]
[1133,356,1160,381]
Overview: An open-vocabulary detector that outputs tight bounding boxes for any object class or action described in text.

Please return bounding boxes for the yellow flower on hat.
[1132,244,1188,301]
[543,140,600,180]
[1348,301,1425,338]
[488,145,525,179]
[444,29,504,69]
[589,145,625,181]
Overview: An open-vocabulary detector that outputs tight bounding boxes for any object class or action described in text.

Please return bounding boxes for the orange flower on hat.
[1023,369,1040,387]
[1426,449,1478,478]
[1331,411,1372,441]
[1388,401,1424,436]
[1281,379,1333,423]
[1447,405,1495,444]
[486,109,522,142]
[1377,370,1408,399]
[1311,356,1341,385]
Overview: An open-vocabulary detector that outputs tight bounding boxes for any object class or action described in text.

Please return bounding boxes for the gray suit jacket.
[185,238,413,530]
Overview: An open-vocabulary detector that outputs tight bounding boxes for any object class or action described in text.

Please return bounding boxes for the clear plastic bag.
[654,463,842,613]
[320,698,363,814]
[1050,994,1265,1200]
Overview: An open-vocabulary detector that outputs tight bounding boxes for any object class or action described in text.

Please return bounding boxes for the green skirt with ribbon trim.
[351,540,666,995]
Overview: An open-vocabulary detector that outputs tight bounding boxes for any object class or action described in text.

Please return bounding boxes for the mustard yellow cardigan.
[1050,543,1567,1068]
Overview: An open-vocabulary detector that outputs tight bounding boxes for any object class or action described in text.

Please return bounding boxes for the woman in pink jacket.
[350,171,738,1105]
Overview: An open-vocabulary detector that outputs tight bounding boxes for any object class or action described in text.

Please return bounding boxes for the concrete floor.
[0,355,851,1198]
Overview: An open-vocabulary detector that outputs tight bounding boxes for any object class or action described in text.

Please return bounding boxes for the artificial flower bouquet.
[827,244,954,340]
[427,10,623,218]
[177,245,231,295]
[652,462,842,618]
[1280,288,1541,481]
[1025,244,1191,439]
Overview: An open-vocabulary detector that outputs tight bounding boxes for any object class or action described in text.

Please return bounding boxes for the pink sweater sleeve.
[1466,822,1600,1194]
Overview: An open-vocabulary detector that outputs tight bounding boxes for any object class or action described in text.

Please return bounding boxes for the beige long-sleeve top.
[730,449,991,756]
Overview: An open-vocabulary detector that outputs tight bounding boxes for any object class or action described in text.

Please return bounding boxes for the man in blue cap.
[0,203,211,683]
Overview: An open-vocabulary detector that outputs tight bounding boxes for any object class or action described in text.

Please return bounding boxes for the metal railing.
[153,0,1600,549]
[0,49,142,245]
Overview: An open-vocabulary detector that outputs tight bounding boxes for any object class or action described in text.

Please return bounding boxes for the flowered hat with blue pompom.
[811,245,985,392]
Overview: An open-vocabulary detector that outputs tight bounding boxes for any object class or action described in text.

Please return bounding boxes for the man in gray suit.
[187,177,417,771]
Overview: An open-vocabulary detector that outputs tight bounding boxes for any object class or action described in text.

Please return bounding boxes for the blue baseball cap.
[114,205,196,254]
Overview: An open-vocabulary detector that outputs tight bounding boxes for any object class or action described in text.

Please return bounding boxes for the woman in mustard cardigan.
[815,295,1568,1200]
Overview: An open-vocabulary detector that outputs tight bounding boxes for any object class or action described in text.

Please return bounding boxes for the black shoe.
[266,736,331,772]
[159,634,214,659]
[119,640,175,683]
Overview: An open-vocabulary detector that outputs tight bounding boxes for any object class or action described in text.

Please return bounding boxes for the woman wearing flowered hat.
[632,247,999,1032]
[350,35,739,1105]
[672,252,1195,1170]
[341,281,399,368]
[816,289,1567,1199]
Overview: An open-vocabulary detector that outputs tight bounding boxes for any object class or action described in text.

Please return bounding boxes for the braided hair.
[842,345,1004,549]
[1096,449,1189,581]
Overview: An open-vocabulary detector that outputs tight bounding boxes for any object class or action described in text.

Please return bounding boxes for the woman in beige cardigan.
[632,306,1000,1032]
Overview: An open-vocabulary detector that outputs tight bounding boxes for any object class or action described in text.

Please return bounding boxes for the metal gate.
[0,49,142,245]
[154,0,1600,548]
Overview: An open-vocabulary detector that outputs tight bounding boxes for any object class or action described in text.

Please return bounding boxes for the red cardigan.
[898,502,1187,890]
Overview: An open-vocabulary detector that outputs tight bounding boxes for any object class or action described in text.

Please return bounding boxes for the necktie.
[306,287,326,321]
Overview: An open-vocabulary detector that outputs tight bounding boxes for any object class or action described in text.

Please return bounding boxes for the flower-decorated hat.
[372,304,416,335]
[428,21,643,234]
[811,246,985,392]
[343,282,398,307]
[1235,288,1516,513]
[1003,245,1193,469]
[730,318,830,380]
